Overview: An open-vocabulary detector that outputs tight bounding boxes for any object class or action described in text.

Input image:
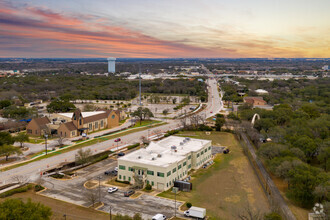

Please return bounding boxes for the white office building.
[107,57,116,73]
[117,136,212,191]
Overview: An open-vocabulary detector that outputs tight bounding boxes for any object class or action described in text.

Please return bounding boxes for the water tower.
[107,57,116,73]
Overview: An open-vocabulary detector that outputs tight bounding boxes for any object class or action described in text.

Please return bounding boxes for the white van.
[152,214,166,220]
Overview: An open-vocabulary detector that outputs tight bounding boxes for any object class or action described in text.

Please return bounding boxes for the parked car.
[223,149,230,154]
[114,138,121,142]
[114,167,118,171]
[124,190,135,197]
[111,170,118,175]
[152,214,166,220]
[117,152,125,157]
[104,170,112,175]
[108,187,118,193]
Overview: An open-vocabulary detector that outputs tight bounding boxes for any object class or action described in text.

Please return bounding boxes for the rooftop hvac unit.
[185,137,190,141]
[152,157,155,160]
[138,156,142,159]
[157,154,162,158]
[180,142,184,145]
[171,145,177,150]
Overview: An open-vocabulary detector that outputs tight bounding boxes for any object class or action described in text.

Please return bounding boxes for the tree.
[14,133,29,148]
[0,100,11,109]
[264,212,282,220]
[215,117,225,131]
[131,107,153,125]
[57,136,66,147]
[84,104,97,111]
[75,148,92,165]
[0,145,22,161]
[0,132,14,146]
[47,99,75,113]
[162,109,169,116]
[85,188,98,207]
[0,198,52,220]
[172,97,177,104]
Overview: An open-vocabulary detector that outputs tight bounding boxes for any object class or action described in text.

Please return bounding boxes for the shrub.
[50,174,64,179]
[34,184,45,192]
[186,202,192,208]
[127,143,140,150]
[164,129,179,137]
[0,184,33,198]
[145,184,152,191]
[264,212,282,220]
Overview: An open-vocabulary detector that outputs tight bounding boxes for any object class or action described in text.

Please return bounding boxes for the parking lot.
[40,157,182,219]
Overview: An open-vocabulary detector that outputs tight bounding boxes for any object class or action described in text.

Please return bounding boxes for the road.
[0,76,222,187]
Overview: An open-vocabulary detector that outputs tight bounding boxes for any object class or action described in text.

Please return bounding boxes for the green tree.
[47,99,76,113]
[0,132,14,146]
[132,107,154,125]
[0,100,11,109]
[292,136,317,161]
[14,133,29,148]
[0,198,52,220]
[264,212,282,220]
[0,145,22,161]
[215,117,225,131]
[162,109,169,116]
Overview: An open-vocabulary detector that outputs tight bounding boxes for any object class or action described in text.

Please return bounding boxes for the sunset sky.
[0,0,329,58]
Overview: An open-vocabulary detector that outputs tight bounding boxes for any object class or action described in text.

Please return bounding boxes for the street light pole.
[44,134,48,155]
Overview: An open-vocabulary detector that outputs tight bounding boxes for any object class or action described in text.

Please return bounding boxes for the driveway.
[40,158,182,219]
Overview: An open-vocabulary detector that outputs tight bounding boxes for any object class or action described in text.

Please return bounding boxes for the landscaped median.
[0,120,166,172]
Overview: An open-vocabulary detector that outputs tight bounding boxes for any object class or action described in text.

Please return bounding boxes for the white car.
[114,167,118,172]
[152,214,166,220]
[107,187,118,193]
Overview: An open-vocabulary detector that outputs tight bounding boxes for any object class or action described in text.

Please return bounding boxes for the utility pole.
[172,187,178,217]
[97,176,102,203]
[44,134,48,155]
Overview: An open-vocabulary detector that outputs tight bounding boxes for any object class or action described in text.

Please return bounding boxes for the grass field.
[158,131,270,220]
[0,190,110,220]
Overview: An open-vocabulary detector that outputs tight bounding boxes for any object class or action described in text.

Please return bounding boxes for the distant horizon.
[0,0,329,58]
[0,57,329,60]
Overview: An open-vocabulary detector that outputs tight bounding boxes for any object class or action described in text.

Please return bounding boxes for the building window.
[151,181,154,186]
[147,170,154,175]
[167,171,171,177]
[183,161,187,166]
[188,155,191,160]
[201,151,204,155]
[79,118,82,125]
[205,149,207,153]
[147,180,149,184]
[89,123,92,130]
[112,115,115,119]
[72,131,75,136]
[188,164,191,169]
[128,177,131,181]
[157,172,164,177]
[208,146,211,150]
[119,175,121,179]
[123,176,126,180]
[128,167,134,172]
[197,153,200,158]
[173,168,176,173]
[101,120,104,127]
[27,129,32,134]
[35,130,38,134]
[178,164,182,169]
[95,122,98,129]
[119,165,125,170]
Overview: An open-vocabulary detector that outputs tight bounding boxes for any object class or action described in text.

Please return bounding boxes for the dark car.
[104,170,112,175]
[223,149,230,154]
[124,190,135,197]
[114,138,121,142]
[118,152,125,157]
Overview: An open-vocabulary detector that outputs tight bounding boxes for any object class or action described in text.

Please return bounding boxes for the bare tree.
[153,129,163,139]
[75,148,92,165]
[11,175,29,185]
[57,135,66,147]
[140,136,150,145]
[85,189,98,207]
[235,204,263,220]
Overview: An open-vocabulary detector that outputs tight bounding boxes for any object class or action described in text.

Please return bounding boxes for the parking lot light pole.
[44,134,48,155]
[172,187,178,217]
[97,176,102,203]
[109,206,112,220]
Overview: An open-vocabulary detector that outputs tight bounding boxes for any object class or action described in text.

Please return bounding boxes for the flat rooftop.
[118,136,211,168]
[58,111,105,118]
